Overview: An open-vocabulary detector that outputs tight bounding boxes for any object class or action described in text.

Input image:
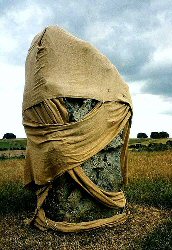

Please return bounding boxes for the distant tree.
[159,131,169,138]
[150,131,169,139]
[150,132,160,139]
[137,133,148,139]
[3,133,16,139]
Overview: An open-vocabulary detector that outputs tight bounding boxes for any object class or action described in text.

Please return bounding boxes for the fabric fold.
[23,100,131,187]
[23,26,133,232]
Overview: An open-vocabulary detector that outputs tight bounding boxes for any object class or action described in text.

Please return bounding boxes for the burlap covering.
[22,26,133,232]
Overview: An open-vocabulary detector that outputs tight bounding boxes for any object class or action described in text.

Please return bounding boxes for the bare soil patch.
[1,204,171,250]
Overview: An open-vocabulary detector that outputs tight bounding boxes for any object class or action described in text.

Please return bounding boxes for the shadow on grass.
[1,178,172,216]
[0,182,36,215]
[139,218,172,250]
[126,178,172,249]
[125,178,172,209]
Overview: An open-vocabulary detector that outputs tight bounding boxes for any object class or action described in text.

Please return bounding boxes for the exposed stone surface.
[43,98,124,222]
[63,97,98,122]
[43,173,123,223]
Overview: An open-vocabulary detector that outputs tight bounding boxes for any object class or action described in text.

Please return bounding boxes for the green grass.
[140,218,172,249]
[125,178,172,209]
[1,178,171,215]
[0,138,171,151]
[129,138,172,146]
[0,182,36,215]
[0,138,27,150]
[126,178,172,249]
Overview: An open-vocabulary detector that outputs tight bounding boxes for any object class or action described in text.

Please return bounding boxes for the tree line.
[137,131,169,139]
[1,131,170,140]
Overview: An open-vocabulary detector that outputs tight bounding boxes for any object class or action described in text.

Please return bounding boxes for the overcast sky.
[0,0,172,138]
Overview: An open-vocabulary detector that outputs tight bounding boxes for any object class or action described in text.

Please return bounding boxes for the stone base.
[43,171,124,223]
[43,98,124,222]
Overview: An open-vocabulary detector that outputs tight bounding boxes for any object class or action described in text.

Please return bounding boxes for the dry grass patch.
[0,159,24,184]
[128,150,172,181]
[1,150,172,184]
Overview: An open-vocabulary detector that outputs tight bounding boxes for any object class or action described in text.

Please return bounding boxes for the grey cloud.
[142,71,172,98]
[143,80,172,97]
[0,0,21,14]
[140,58,172,98]
[161,110,172,116]
[0,0,172,99]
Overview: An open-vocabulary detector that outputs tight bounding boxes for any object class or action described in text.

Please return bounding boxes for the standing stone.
[43,98,124,222]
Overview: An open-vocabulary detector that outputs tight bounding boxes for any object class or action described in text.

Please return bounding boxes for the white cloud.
[0,88,25,139]
[0,62,24,90]
[0,34,18,54]
[0,17,18,54]
[130,93,172,137]
[128,81,145,95]
[8,2,53,28]
[0,2,54,65]
[85,21,115,43]
[0,62,25,138]
[153,47,172,65]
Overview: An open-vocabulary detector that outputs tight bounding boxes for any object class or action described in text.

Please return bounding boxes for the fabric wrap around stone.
[22,26,133,232]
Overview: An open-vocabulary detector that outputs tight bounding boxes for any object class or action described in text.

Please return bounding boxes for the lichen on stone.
[63,97,98,122]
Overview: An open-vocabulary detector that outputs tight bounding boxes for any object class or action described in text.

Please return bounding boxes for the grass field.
[0,149,172,249]
[0,138,27,150]
[0,137,171,149]
[129,138,172,145]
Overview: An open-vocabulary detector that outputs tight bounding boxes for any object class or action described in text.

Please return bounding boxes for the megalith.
[22,26,132,232]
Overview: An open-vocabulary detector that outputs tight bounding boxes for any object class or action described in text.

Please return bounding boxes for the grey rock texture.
[43,98,124,222]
